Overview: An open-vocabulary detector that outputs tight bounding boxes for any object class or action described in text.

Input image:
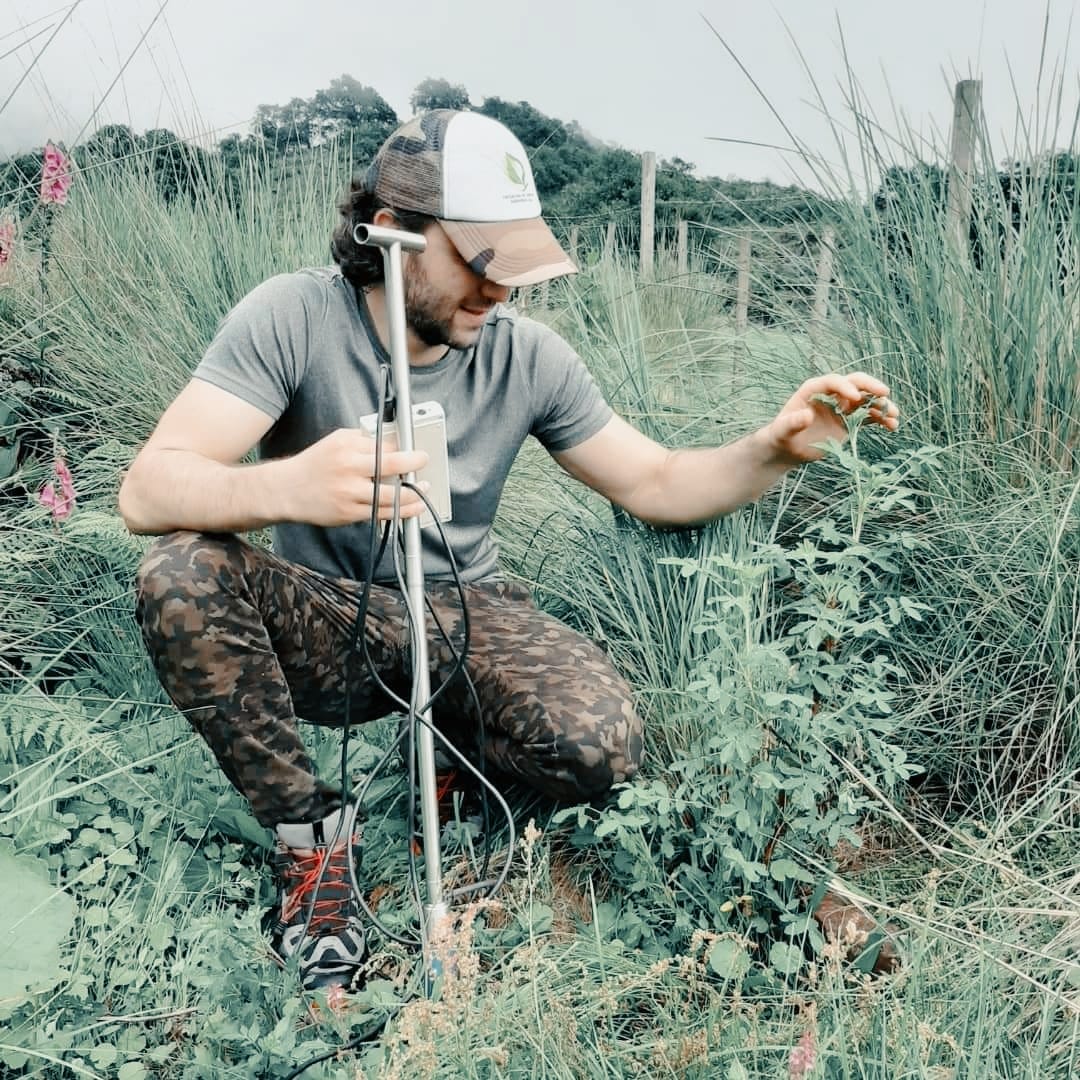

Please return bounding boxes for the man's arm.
[553,372,899,527]
[118,380,429,535]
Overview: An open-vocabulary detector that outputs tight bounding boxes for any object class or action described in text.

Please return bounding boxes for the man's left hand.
[761,372,900,467]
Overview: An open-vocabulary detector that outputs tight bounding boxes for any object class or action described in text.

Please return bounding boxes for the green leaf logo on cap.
[504,152,527,189]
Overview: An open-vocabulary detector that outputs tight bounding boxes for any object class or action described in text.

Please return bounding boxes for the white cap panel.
[441,112,542,222]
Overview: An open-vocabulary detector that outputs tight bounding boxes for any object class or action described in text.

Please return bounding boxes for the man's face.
[403,223,511,350]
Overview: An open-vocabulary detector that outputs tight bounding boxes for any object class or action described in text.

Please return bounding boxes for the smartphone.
[358,401,452,528]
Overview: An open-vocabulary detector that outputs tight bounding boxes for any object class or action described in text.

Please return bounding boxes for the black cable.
[285,349,516,1077]
[281,1012,394,1080]
[403,482,498,882]
[343,482,473,722]
[281,360,401,955]
[269,365,398,1080]
[325,415,518,926]
[418,590,492,876]
[272,363,395,973]
[345,727,421,947]
[387,486,517,913]
[346,358,396,756]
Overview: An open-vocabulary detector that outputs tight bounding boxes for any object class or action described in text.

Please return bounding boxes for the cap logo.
[503,152,527,190]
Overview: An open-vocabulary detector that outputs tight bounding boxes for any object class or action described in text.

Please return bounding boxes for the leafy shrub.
[551,435,934,978]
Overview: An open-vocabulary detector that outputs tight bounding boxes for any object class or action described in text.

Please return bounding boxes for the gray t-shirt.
[193,266,613,583]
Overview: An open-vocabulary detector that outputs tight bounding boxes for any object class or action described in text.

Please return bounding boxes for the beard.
[403,259,488,350]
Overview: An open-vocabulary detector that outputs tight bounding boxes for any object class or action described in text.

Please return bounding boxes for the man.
[119,110,898,994]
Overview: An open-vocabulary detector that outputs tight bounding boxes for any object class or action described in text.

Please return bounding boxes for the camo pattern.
[369,110,448,216]
[440,217,577,288]
[135,530,642,827]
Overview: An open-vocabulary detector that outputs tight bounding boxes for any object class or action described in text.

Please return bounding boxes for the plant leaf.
[0,848,75,999]
[768,941,804,976]
[707,938,750,980]
[769,858,814,883]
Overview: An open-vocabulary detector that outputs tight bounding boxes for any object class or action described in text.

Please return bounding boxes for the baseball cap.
[366,110,577,288]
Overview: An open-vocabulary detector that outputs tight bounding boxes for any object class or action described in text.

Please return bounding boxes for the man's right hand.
[119,381,432,536]
[282,428,429,527]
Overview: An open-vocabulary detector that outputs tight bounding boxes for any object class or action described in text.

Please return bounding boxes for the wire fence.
[518,216,835,333]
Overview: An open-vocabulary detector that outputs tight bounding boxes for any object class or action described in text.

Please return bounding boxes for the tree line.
[0,75,830,238]
[1,73,1075,320]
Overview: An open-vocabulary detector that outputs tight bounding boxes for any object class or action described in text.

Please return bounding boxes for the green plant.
[551,435,932,974]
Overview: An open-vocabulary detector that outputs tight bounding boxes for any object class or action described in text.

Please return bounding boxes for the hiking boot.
[396,716,486,838]
[409,767,487,854]
[265,808,367,992]
[433,767,485,831]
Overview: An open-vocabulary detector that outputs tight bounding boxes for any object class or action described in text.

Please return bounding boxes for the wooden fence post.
[605,220,616,258]
[540,279,550,308]
[568,224,579,265]
[811,226,835,338]
[735,229,751,334]
[677,219,688,276]
[640,151,656,279]
[946,80,982,244]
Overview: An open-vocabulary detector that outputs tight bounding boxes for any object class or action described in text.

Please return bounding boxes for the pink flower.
[38,456,76,521]
[788,1029,817,1080]
[0,220,14,266]
[39,143,73,206]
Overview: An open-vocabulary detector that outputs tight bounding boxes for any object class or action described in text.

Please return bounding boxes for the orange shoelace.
[280,843,352,933]
[436,769,460,803]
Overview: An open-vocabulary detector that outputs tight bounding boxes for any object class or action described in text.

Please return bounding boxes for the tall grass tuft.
[790,49,1080,472]
[15,145,354,440]
[798,64,1080,803]
[2,55,1079,1076]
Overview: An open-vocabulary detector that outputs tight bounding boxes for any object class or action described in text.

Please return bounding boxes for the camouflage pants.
[135,531,642,827]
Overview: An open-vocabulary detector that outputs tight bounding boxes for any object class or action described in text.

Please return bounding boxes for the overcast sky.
[2,0,1078,190]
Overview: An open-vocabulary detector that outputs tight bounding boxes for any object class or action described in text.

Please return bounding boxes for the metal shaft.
[354,223,450,971]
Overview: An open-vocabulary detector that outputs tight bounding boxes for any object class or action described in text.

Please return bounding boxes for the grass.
[2,68,1080,1080]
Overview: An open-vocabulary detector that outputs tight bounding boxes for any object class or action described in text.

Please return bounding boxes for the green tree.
[215,131,270,212]
[477,97,568,149]
[254,96,314,153]
[546,146,641,219]
[80,124,138,166]
[530,141,592,199]
[218,132,261,172]
[0,151,45,221]
[410,77,470,112]
[310,75,398,154]
[140,128,211,204]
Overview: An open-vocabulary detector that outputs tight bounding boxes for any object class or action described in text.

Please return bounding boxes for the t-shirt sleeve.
[525,320,613,452]
[192,273,319,420]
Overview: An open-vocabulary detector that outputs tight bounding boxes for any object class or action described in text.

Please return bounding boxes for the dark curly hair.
[330,172,436,288]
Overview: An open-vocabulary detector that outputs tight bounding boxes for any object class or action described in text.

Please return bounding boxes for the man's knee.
[134,530,253,659]
[598,712,644,789]
[484,695,643,803]
[563,699,644,799]
[135,531,244,615]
